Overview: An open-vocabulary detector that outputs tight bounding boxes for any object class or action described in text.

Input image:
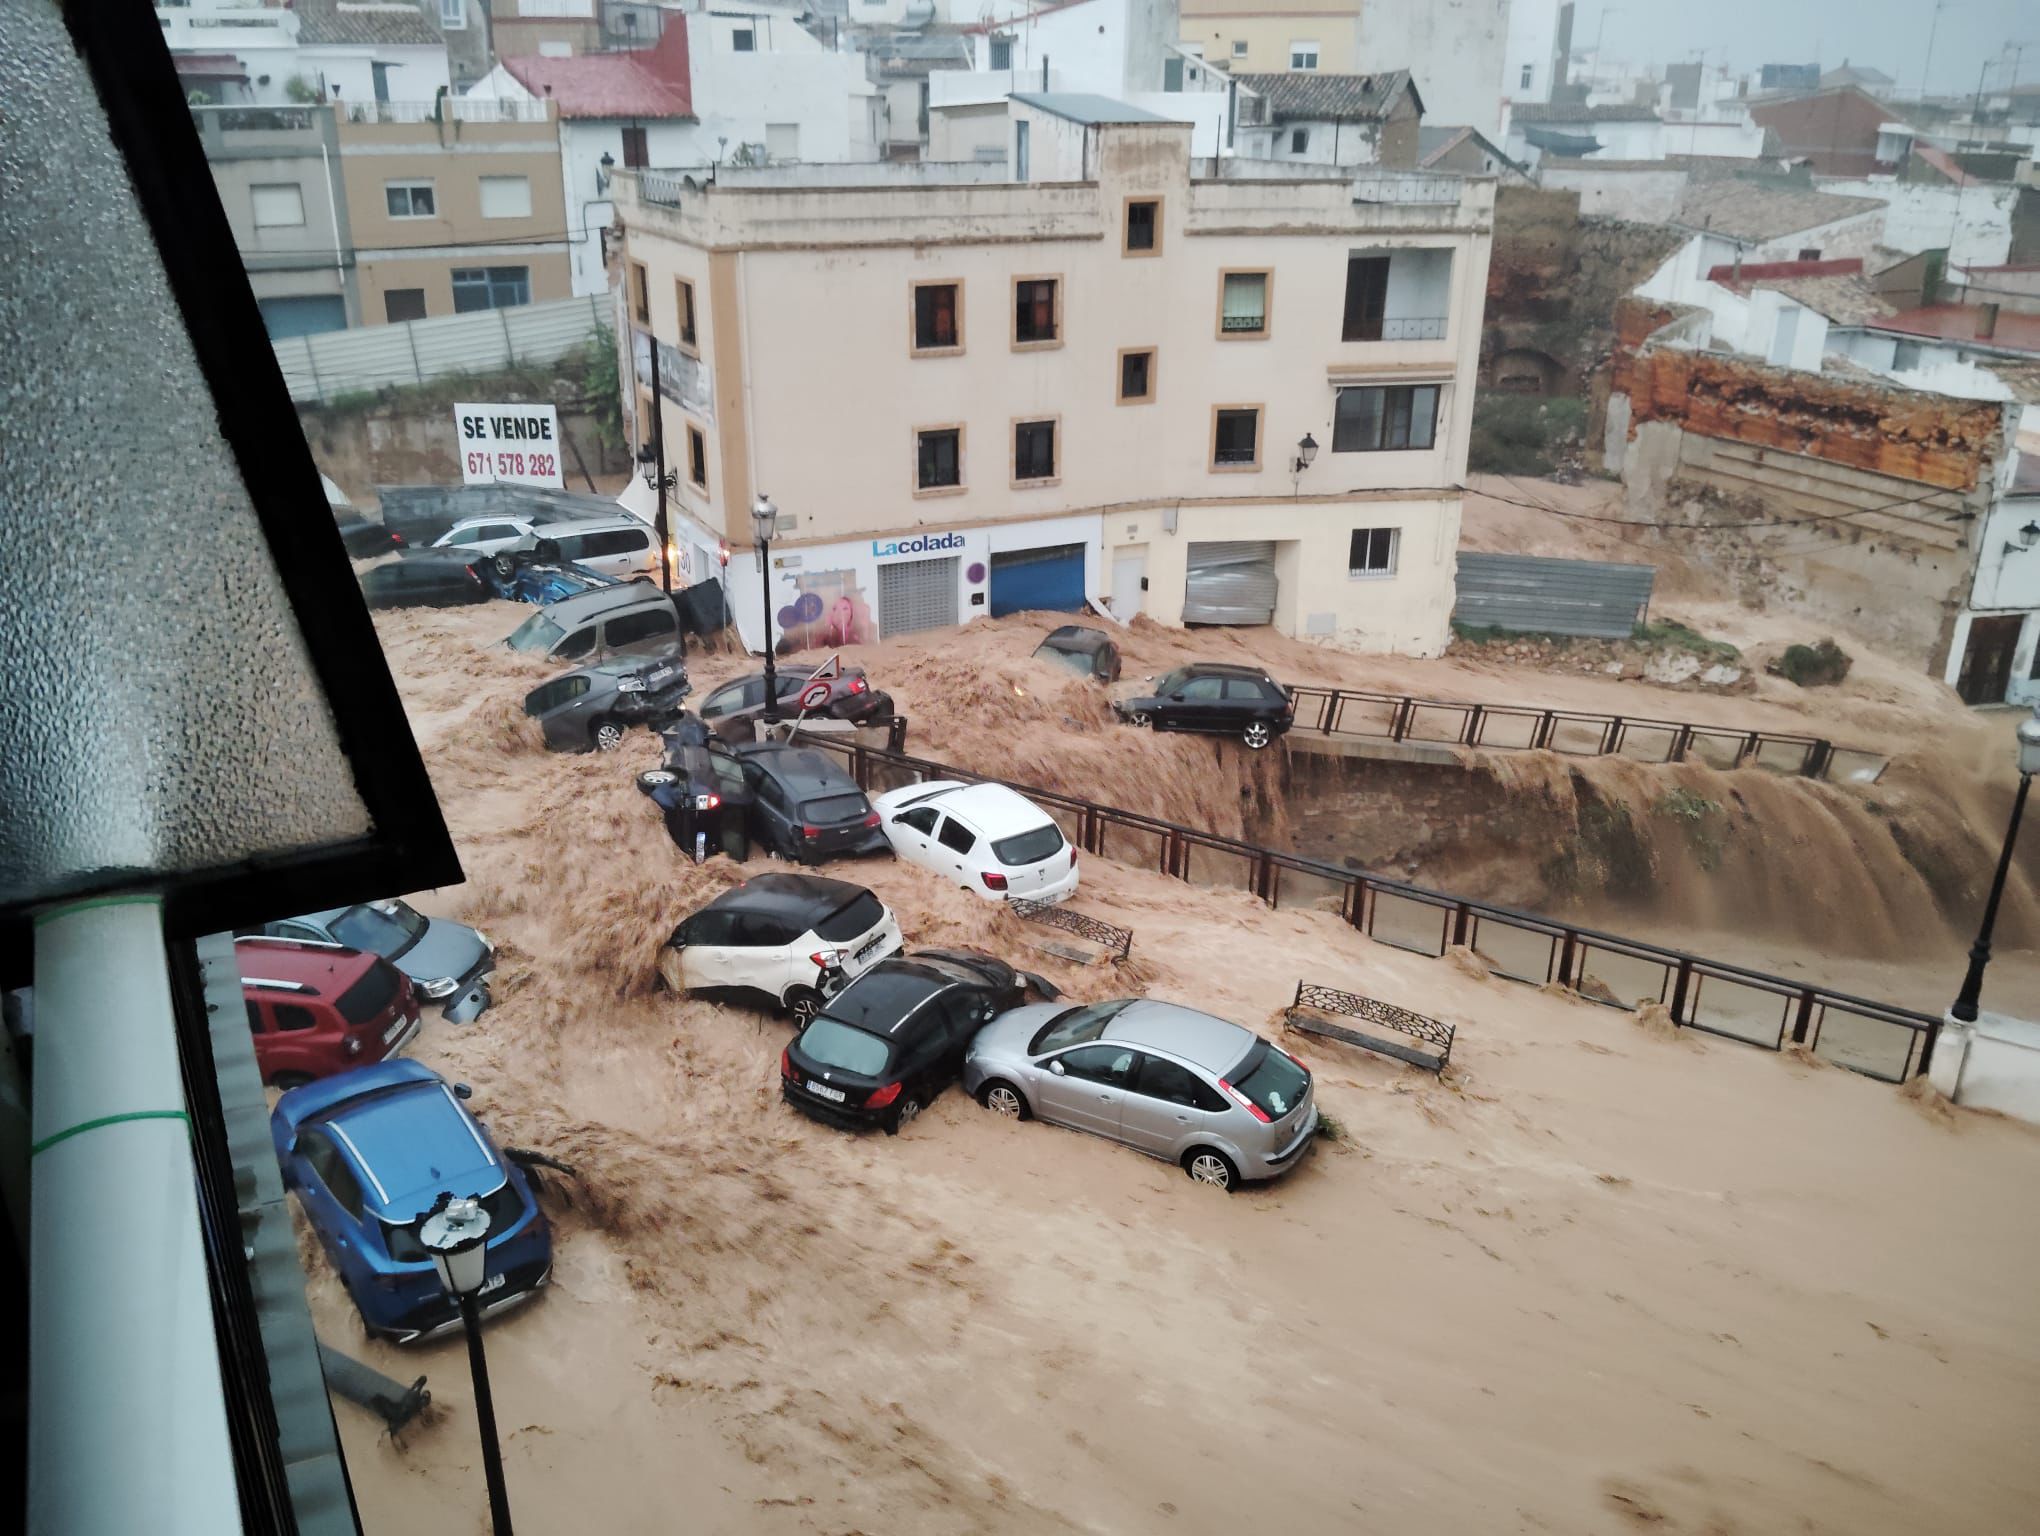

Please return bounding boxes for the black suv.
[1112,663,1294,750]
[526,653,690,752]
[781,949,1054,1133]
[637,716,755,858]
[731,742,890,864]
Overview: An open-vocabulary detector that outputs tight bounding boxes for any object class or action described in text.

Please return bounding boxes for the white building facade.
[611,108,1493,657]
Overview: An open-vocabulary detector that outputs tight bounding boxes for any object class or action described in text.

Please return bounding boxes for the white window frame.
[384,180,436,219]
[1290,41,1319,70]
[765,122,800,161]
[1520,64,1533,89]
[1230,39,1248,58]
[250,182,305,228]
[478,174,532,220]
[1290,127,1309,154]
[440,0,466,29]
[731,26,755,51]
[1348,527,1400,579]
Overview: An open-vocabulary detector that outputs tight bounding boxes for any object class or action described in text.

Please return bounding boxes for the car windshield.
[803,793,869,825]
[798,1017,892,1078]
[1228,1038,1309,1119]
[1028,999,1133,1055]
[335,960,402,1025]
[992,822,1065,866]
[1152,667,1187,697]
[506,612,565,653]
[329,903,428,958]
[1036,645,1094,676]
[815,891,886,941]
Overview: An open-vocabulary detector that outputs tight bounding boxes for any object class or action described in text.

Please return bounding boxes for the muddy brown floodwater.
[310,578,2040,1536]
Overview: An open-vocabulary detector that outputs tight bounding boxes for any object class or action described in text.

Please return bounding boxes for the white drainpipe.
[28,896,242,1532]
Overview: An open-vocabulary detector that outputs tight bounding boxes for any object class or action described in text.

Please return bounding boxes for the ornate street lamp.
[421,1193,514,1536]
[1948,704,2040,1023]
[752,495,780,726]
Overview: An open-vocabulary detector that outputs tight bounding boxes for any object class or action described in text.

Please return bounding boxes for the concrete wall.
[1503,0,1564,119]
[928,102,1012,162]
[1816,178,2020,269]
[194,106,357,323]
[1929,1011,2040,1126]
[1536,163,1688,221]
[1356,0,1511,136]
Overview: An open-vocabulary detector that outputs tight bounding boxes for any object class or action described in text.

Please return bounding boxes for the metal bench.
[1008,899,1133,961]
[1283,982,1453,1072]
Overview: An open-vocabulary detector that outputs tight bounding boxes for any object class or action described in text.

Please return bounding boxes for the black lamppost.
[421,1193,514,1536]
[1949,704,2040,1023]
[752,495,780,726]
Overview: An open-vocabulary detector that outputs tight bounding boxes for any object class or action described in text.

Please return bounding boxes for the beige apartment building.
[611,96,1492,655]
[1179,0,1363,75]
[336,107,572,325]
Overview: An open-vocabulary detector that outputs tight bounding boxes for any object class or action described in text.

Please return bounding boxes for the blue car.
[479,546,618,605]
[272,1060,551,1343]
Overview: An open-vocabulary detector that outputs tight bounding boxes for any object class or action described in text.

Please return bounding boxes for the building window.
[676,277,698,350]
[250,182,305,228]
[1342,255,1390,341]
[1349,527,1399,577]
[1333,384,1440,452]
[1520,63,1533,89]
[732,26,755,50]
[1290,128,1309,154]
[1231,39,1248,58]
[384,180,435,218]
[441,0,466,28]
[1290,41,1319,70]
[1117,346,1155,404]
[911,280,962,354]
[630,260,649,323]
[990,35,1013,70]
[916,426,963,492]
[621,126,649,169]
[1211,406,1262,469]
[1124,197,1159,255]
[384,288,427,323]
[1013,276,1061,348]
[1797,247,1822,261]
[451,266,531,314]
[1013,418,1058,484]
[1893,339,1922,370]
[1218,269,1270,337]
[688,425,708,490]
[766,122,799,160]
[479,174,532,219]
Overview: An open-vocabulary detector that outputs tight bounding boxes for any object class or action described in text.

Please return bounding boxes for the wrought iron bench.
[1008,899,1133,961]
[1283,982,1453,1072]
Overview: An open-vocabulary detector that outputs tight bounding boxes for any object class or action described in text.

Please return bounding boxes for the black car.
[1112,663,1294,750]
[358,548,489,609]
[780,949,1055,1133]
[336,511,403,559]
[1032,624,1122,683]
[697,663,895,742]
[731,742,889,864]
[526,653,691,752]
[637,716,756,858]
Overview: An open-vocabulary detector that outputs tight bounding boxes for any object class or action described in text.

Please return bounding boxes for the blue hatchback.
[271,1060,552,1343]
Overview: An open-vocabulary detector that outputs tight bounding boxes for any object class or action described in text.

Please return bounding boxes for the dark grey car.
[504,582,682,665]
[240,901,496,1020]
[525,654,691,752]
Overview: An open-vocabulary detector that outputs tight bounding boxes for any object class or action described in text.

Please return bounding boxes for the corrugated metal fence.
[1454,552,1656,640]
[272,295,608,405]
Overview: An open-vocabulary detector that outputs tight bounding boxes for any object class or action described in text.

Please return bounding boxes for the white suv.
[657,874,902,1024]
[873,781,1079,903]
[431,514,540,557]
[437,514,661,580]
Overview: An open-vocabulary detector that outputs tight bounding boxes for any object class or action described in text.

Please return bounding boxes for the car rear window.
[335,960,402,1026]
[1227,1038,1309,1119]
[803,793,870,825]
[798,1017,891,1077]
[1037,647,1093,676]
[506,612,564,653]
[816,891,886,941]
[1028,998,1133,1055]
[991,821,1065,866]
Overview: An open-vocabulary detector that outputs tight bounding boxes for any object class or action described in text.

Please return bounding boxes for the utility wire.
[1468,474,1968,534]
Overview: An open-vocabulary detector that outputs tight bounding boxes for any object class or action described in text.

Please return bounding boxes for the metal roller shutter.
[1183,540,1277,625]
[877,556,960,637]
[988,542,1086,616]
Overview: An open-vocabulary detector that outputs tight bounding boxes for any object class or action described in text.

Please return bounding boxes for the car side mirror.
[1048,1059,1066,1076]
[452,1082,474,1101]
[1169,692,1186,702]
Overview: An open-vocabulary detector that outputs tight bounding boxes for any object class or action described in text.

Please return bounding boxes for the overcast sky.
[1572,0,2040,97]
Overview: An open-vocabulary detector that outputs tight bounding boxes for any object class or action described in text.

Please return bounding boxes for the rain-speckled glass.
[0,3,373,906]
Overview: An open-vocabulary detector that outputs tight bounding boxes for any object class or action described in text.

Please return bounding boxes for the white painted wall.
[1360,0,1510,135]
[1657,117,1769,159]
[1815,178,2020,268]
[1634,235,1831,366]
[1238,119,1386,167]
[1536,163,1688,220]
[1971,496,2040,612]
[1502,0,1563,122]
[1929,1010,2040,1125]
[162,1,452,108]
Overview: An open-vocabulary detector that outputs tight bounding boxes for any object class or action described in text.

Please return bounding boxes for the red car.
[236,937,422,1090]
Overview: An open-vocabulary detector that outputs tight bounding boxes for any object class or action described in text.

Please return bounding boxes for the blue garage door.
[257,294,347,340]
[989,543,1086,617]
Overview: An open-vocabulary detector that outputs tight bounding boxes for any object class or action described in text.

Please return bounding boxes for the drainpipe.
[27,897,240,1532]
[319,126,349,322]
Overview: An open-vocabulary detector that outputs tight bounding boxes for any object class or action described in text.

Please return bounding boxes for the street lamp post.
[752,495,780,727]
[1948,704,2040,1023]
[421,1193,514,1536]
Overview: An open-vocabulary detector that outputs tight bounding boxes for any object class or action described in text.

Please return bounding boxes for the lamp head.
[419,1191,492,1298]
[1296,432,1318,470]
[751,495,777,545]
[2019,704,2040,779]
[2019,520,2040,552]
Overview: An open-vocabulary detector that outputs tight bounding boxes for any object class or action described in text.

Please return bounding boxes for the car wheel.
[886,1092,924,1136]
[1242,721,1272,751]
[978,1080,1029,1120]
[785,986,823,1027]
[592,719,624,752]
[1184,1148,1239,1190]
[491,553,515,581]
[1126,710,1153,729]
[272,1072,315,1093]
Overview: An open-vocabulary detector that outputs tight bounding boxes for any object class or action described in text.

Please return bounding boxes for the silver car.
[962,998,1317,1190]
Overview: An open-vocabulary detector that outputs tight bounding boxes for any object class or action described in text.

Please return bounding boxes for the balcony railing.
[341,98,554,125]
[1344,315,1448,342]
[1350,171,1463,206]
[190,105,318,133]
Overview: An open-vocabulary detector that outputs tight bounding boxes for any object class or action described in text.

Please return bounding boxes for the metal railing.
[1285,684,1886,782]
[1351,171,1464,205]
[342,98,555,125]
[637,171,691,208]
[797,732,1938,1084]
[1343,315,1449,342]
[189,105,319,133]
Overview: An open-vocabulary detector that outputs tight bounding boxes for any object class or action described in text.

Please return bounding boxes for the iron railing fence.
[1285,684,1886,782]
[800,732,1937,1084]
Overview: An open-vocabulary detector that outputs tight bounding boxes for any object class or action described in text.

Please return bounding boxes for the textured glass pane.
[0,4,372,905]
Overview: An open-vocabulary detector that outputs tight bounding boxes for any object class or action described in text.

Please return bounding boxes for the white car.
[874,781,1079,903]
[431,514,541,557]
[436,514,662,581]
[656,873,902,1024]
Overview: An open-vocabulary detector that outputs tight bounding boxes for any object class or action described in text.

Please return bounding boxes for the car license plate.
[806,1080,846,1103]
[854,936,885,963]
[382,1018,406,1044]
[478,1272,507,1296]
[695,794,714,810]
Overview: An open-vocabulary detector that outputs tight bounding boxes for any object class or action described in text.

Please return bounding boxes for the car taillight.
[848,676,867,694]
[1219,1079,1271,1123]
[865,1081,902,1109]
[862,811,881,829]
[703,793,721,810]
[390,531,406,547]
[809,950,842,969]
[982,871,1008,891]
[1069,849,1078,872]
[780,1046,796,1080]
[802,824,820,839]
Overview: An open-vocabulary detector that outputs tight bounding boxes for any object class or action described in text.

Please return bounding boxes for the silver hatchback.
[961,998,1317,1190]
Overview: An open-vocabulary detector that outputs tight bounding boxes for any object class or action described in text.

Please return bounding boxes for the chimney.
[1977,302,2001,340]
